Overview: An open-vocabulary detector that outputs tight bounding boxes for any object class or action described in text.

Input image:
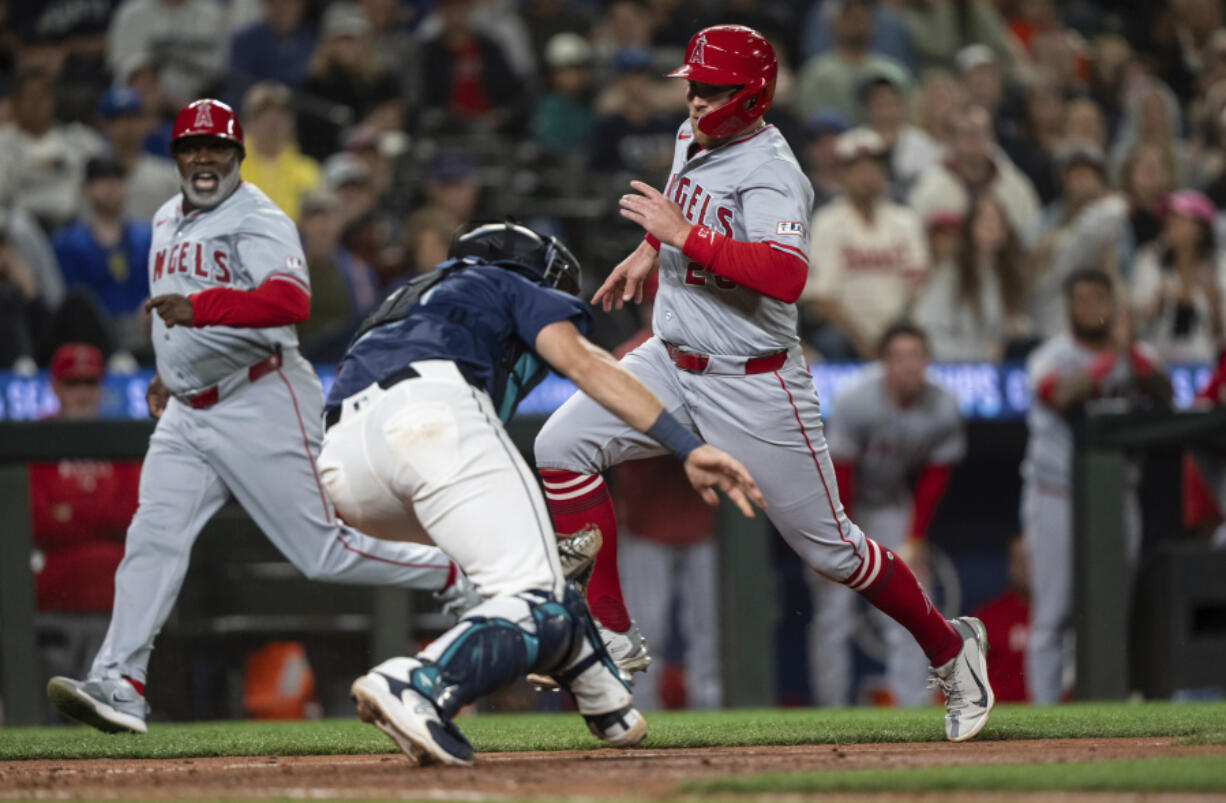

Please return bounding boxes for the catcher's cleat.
[47,676,148,734]
[584,704,647,748]
[928,616,995,742]
[351,671,475,766]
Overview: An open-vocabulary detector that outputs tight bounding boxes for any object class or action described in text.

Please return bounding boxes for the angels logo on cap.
[193,101,214,129]
[691,34,706,65]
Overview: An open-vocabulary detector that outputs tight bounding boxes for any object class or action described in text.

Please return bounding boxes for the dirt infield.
[2,738,1224,799]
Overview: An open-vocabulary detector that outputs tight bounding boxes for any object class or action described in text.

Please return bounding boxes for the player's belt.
[663,341,788,375]
[183,348,283,409]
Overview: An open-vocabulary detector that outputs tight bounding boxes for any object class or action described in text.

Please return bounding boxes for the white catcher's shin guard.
[554,597,647,748]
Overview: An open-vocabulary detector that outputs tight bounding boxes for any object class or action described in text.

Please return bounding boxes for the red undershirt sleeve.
[1200,350,1226,401]
[681,224,808,303]
[189,275,310,328]
[909,463,952,541]
[833,461,856,519]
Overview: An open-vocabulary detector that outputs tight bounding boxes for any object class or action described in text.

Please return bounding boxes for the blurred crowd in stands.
[4,0,1226,371]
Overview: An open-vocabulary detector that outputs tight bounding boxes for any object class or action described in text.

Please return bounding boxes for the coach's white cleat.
[47,676,148,734]
[351,665,474,767]
[929,616,995,742]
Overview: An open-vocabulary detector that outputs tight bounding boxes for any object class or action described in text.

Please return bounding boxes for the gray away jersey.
[1021,332,1151,487]
[148,183,309,395]
[826,364,966,509]
[652,120,813,356]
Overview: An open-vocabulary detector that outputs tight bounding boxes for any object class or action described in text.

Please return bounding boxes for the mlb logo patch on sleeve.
[776,221,805,236]
[286,256,304,269]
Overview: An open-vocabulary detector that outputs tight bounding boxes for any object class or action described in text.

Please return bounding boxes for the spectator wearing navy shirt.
[227,0,318,104]
[51,156,152,356]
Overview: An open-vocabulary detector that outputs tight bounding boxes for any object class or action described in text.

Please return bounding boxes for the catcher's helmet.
[667,25,777,139]
[170,99,245,156]
[449,221,582,297]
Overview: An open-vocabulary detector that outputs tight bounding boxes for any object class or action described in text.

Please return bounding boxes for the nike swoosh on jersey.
[678,134,691,140]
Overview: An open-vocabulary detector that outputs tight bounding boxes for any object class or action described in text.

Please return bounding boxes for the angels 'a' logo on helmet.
[691,34,706,65]
[193,102,214,129]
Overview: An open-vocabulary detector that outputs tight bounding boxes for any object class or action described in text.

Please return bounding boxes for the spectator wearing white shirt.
[858,70,941,200]
[95,87,181,222]
[908,105,1041,241]
[0,68,104,231]
[804,128,928,360]
[913,196,1029,362]
[106,0,228,108]
[1132,190,1226,363]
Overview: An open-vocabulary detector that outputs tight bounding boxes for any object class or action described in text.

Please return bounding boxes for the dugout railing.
[0,418,775,727]
[1072,404,1226,700]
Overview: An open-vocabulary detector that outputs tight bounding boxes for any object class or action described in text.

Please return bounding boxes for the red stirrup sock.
[539,469,631,632]
[844,538,962,667]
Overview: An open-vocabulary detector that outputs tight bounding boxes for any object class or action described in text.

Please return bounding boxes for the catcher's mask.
[449,221,582,297]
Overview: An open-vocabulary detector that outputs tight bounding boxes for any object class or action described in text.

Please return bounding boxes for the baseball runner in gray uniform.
[47,100,471,734]
[1021,267,1170,703]
[814,323,965,707]
[535,25,994,741]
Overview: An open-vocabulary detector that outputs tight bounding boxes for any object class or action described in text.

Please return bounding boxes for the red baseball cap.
[50,343,104,382]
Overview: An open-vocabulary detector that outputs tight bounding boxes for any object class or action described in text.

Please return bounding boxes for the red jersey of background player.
[29,343,140,612]
[972,536,1030,702]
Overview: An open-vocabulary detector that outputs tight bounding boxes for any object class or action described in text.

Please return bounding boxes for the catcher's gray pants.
[91,353,455,684]
[1021,479,1140,704]
[807,504,930,707]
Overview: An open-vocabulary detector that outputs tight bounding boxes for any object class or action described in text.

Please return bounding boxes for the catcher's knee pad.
[405,589,584,717]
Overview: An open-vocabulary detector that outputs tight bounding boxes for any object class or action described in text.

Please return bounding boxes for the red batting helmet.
[170,99,245,155]
[667,25,777,139]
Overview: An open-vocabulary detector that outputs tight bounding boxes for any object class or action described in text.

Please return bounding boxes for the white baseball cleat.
[928,616,995,742]
[351,671,474,766]
[47,676,149,734]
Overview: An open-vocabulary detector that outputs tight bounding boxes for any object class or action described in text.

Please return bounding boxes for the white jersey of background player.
[813,323,965,708]
[534,25,993,742]
[1020,267,1171,704]
[47,100,470,735]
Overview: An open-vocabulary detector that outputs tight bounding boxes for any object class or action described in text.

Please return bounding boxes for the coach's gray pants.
[91,354,455,684]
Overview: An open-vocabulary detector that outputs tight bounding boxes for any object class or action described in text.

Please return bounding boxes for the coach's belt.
[182,347,283,410]
[663,341,788,375]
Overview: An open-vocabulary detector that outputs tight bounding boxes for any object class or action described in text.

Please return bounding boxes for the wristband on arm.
[647,410,703,461]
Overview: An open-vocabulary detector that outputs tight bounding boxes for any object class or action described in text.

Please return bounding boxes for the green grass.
[1,701,1225,761]
[682,755,1226,794]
